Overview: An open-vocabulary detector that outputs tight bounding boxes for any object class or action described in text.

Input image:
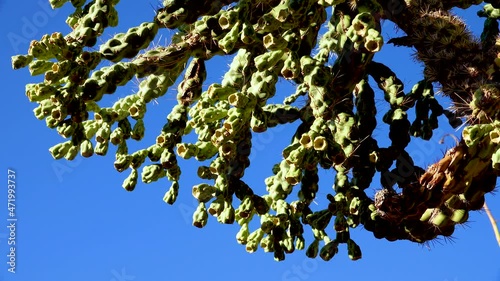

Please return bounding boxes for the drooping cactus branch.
[12,0,500,261]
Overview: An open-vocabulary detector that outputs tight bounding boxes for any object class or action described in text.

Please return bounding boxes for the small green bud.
[260,214,275,233]
[286,146,306,165]
[83,120,100,140]
[207,83,234,100]
[198,107,228,122]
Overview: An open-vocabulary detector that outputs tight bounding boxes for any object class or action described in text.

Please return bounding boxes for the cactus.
[12,0,500,261]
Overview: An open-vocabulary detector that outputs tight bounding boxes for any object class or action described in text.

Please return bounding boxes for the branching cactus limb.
[12,0,500,261]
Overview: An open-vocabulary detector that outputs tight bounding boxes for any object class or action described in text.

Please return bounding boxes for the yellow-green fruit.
[193,202,208,228]
[80,140,94,158]
[450,209,468,224]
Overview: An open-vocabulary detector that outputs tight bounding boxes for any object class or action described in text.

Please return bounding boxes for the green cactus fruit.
[192,183,216,203]
[240,22,256,44]
[311,211,333,231]
[218,23,240,54]
[12,55,34,69]
[49,141,73,159]
[320,240,339,261]
[129,150,148,169]
[255,50,285,72]
[29,60,54,76]
[110,127,124,145]
[245,229,265,253]
[64,145,79,161]
[129,101,146,120]
[260,235,275,253]
[164,181,180,204]
[122,169,138,191]
[236,223,250,245]
[347,239,362,260]
[95,123,111,142]
[218,201,236,224]
[131,119,145,140]
[334,214,348,232]
[450,209,469,224]
[94,140,109,156]
[429,210,451,228]
[193,202,209,228]
[79,139,94,157]
[306,239,320,258]
[141,164,165,183]
[295,235,305,250]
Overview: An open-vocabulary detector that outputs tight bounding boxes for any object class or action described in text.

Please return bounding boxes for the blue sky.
[1,1,499,281]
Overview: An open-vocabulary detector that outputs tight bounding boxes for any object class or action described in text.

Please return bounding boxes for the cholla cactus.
[12,0,500,261]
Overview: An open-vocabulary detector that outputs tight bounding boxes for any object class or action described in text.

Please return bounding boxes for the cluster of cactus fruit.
[12,0,500,261]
